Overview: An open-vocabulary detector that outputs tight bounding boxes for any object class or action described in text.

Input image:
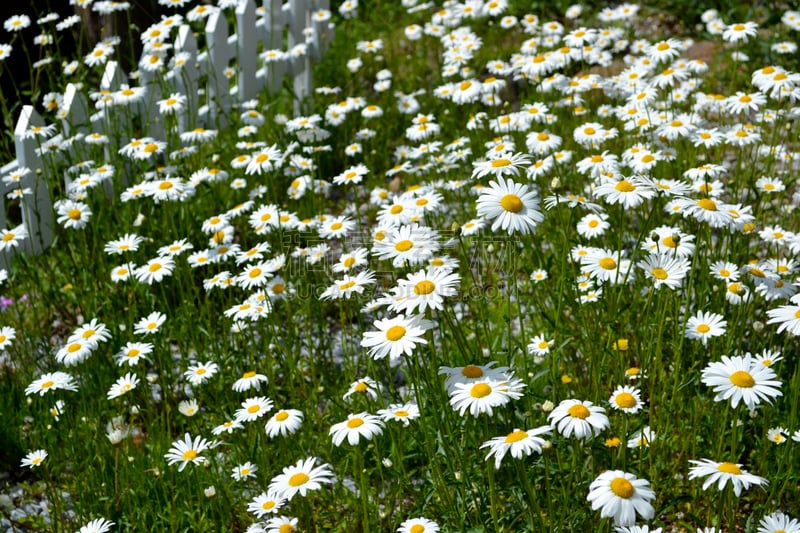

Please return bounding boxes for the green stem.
[355,445,370,533]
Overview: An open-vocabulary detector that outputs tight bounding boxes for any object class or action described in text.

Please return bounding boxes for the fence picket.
[236,0,259,102]
[204,10,233,128]
[173,25,200,132]
[1,107,55,270]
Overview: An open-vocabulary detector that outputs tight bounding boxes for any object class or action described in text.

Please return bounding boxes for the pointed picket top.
[61,83,92,137]
[205,9,232,128]
[236,0,258,101]
[100,60,125,91]
[14,106,45,173]
[138,55,165,142]
[6,106,54,264]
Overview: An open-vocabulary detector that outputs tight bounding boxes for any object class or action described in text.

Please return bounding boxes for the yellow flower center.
[729,370,755,388]
[288,473,309,486]
[386,325,406,341]
[182,450,198,461]
[395,240,413,252]
[505,430,528,443]
[339,281,356,291]
[615,392,636,408]
[599,257,617,270]
[568,404,590,419]
[610,477,635,498]
[657,42,669,51]
[697,198,717,211]
[659,236,678,249]
[68,208,82,220]
[347,418,364,428]
[462,365,483,378]
[500,194,523,213]
[247,404,260,414]
[159,181,173,190]
[615,180,634,192]
[696,324,710,333]
[414,280,435,295]
[591,155,604,163]
[388,204,406,216]
[148,263,162,272]
[651,267,668,280]
[470,383,492,398]
[41,380,55,389]
[491,158,511,168]
[583,127,596,135]
[716,462,742,475]
[275,411,289,422]
[262,500,275,510]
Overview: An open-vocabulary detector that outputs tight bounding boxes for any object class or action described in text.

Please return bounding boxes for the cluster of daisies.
[5,0,800,531]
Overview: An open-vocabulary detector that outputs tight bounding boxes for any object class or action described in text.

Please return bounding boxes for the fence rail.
[0,0,334,270]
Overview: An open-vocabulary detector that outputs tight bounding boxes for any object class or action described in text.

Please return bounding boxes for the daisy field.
[1,0,799,531]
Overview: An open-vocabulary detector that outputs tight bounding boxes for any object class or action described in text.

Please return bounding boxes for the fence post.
[312,1,334,61]
[288,0,311,115]
[174,25,199,132]
[139,66,165,143]
[236,0,258,102]
[101,60,126,91]
[265,0,286,94]
[0,106,55,270]
[205,11,232,129]
[61,83,92,138]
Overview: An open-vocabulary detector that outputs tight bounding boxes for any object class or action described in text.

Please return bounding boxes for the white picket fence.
[0,0,334,270]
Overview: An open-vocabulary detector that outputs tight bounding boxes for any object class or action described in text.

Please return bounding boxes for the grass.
[2,1,800,532]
